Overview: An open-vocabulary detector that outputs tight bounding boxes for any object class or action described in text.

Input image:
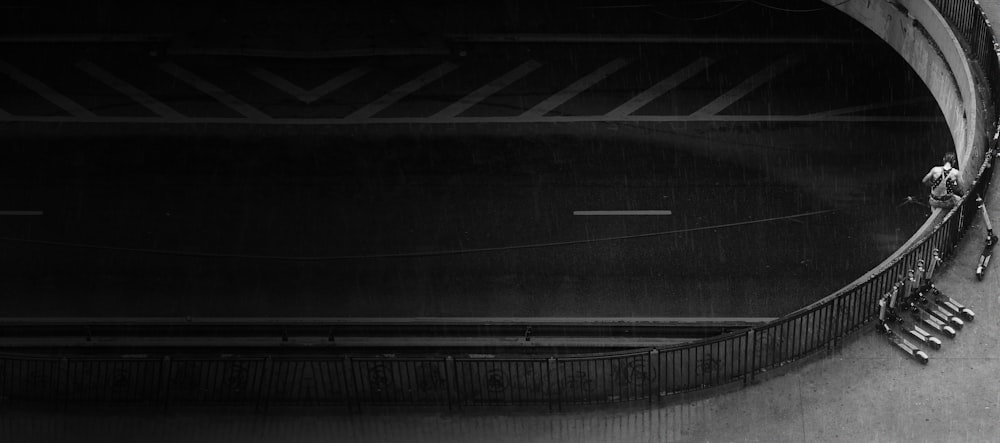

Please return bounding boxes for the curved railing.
[0,0,998,410]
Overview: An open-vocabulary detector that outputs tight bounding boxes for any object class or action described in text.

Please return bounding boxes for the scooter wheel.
[928,337,942,350]
[943,325,957,338]
[961,309,975,321]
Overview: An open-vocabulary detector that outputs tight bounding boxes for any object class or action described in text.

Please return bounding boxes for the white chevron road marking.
[692,57,796,116]
[607,57,713,118]
[433,60,542,119]
[345,62,459,120]
[159,62,271,120]
[522,58,631,118]
[247,66,369,104]
[0,59,95,117]
[77,60,185,118]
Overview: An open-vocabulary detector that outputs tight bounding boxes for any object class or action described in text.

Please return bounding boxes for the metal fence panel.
[0,356,63,402]
[663,334,748,394]
[166,358,267,404]
[555,352,653,404]
[64,358,162,403]
[454,358,550,406]
[349,358,449,405]
[266,359,349,405]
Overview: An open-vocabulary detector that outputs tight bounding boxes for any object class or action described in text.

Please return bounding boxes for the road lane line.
[0,211,43,216]
[0,316,777,324]
[607,57,713,117]
[158,61,271,120]
[247,66,368,103]
[346,61,459,120]
[806,97,935,117]
[446,34,864,45]
[0,114,941,124]
[574,210,672,216]
[172,47,451,59]
[692,56,796,116]
[76,60,184,119]
[0,59,95,117]
[433,60,542,118]
[521,58,631,117]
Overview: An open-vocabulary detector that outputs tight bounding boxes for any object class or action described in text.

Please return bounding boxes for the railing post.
[159,356,171,411]
[255,356,273,413]
[547,356,558,412]
[745,329,755,385]
[444,356,456,411]
[648,349,659,403]
[343,356,358,413]
[831,297,843,350]
[58,357,69,408]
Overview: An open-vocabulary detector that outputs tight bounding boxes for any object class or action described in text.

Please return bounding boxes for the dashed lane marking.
[521,58,631,118]
[573,210,673,216]
[247,66,369,104]
[692,56,796,116]
[76,60,185,119]
[158,61,271,120]
[345,61,459,120]
[0,59,95,118]
[606,57,714,118]
[433,60,542,119]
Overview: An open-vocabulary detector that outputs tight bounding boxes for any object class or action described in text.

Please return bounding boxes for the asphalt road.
[0,2,954,319]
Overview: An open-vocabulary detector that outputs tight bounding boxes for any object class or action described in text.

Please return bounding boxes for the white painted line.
[0,316,777,324]
[445,34,864,45]
[522,58,631,117]
[806,97,935,117]
[607,57,713,117]
[433,60,542,118]
[76,60,184,119]
[0,211,42,216]
[0,114,941,125]
[574,210,672,216]
[172,47,452,59]
[158,62,271,120]
[0,34,171,43]
[692,57,796,116]
[346,61,459,120]
[0,59,95,118]
[247,66,368,104]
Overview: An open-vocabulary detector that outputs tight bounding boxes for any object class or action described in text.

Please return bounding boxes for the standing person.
[922,152,964,209]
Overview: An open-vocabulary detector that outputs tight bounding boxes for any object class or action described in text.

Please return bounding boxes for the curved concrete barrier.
[821,0,988,180]
[798,0,995,312]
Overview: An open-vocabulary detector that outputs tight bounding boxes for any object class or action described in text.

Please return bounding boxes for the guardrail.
[0,0,998,411]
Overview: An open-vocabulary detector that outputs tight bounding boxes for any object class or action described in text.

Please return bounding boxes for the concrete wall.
[820,0,988,188]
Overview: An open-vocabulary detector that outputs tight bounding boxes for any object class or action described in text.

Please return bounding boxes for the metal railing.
[0,0,998,411]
